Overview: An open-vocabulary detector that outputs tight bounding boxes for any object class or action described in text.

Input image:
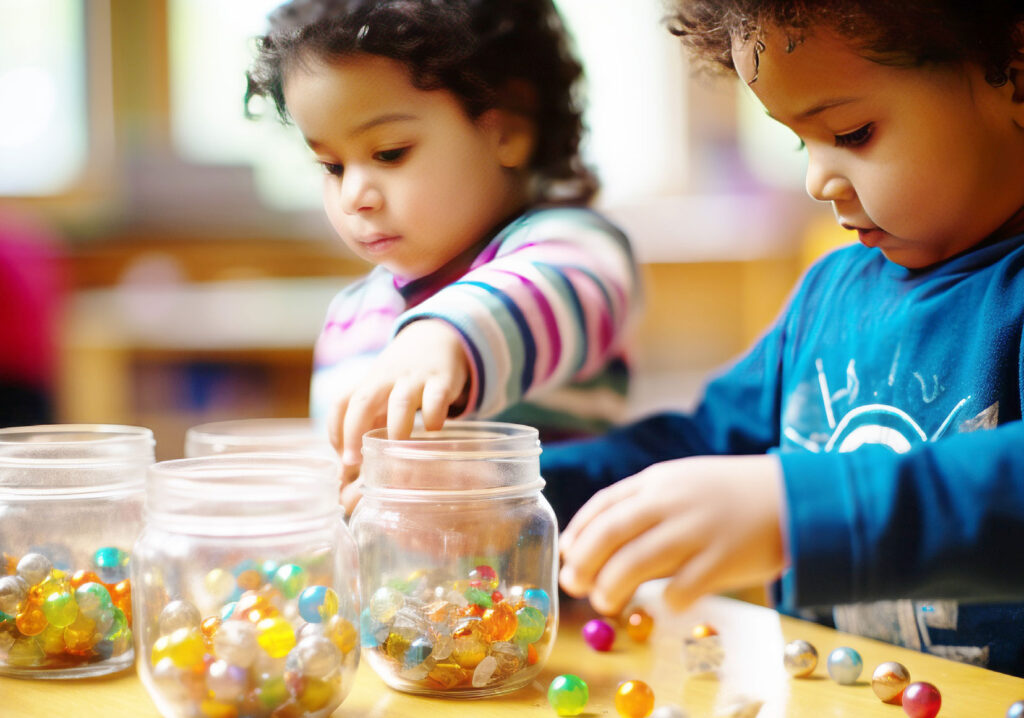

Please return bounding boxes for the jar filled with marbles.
[349,421,558,698]
[132,453,359,718]
[185,418,335,459]
[0,424,154,678]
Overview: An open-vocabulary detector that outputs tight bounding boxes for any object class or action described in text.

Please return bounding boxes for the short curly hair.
[245,0,597,203]
[668,0,1024,87]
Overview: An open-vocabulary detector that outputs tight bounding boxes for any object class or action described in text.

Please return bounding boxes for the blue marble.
[827,646,863,685]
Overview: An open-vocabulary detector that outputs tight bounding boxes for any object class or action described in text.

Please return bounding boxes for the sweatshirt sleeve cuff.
[776,451,858,609]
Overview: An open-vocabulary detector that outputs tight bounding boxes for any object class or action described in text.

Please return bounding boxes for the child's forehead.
[730,24,830,86]
[729,25,884,115]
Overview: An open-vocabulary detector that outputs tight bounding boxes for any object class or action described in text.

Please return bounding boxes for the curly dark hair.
[245,0,597,203]
[668,0,1024,87]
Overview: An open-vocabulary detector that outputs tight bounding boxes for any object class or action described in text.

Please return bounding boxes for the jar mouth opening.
[359,421,541,492]
[145,453,340,524]
[185,418,334,456]
[0,424,155,466]
[362,421,540,461]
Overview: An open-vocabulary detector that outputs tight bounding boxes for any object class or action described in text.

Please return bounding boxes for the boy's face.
[733,26,1024,268]
[283,54,527,279]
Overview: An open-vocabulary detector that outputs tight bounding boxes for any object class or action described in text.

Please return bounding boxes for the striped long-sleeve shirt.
[310,206,639,441]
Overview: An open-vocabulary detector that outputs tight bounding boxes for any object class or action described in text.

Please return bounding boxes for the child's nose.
[804,152,855,203]
[341,170,383,214]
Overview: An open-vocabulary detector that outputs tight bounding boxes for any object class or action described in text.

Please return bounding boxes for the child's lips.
[359,234,401,253]
[842,223,883,248]
[855,228,883,247]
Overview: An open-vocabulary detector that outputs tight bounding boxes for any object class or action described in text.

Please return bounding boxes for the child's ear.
[480,108,536,170]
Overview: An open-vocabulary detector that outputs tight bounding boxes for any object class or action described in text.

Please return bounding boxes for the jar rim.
[360,421,542,492]
[145,452,341,528]
[360,477,546,501]
[185,418,333,455]
[0,424,154,452]
[0,425,155,491]
[361,421,540,461]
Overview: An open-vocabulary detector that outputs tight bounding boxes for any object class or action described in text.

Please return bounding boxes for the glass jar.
[185,418,334,459]
[0,424,154,678]
[132,453,360,718]
[349,421,558,698]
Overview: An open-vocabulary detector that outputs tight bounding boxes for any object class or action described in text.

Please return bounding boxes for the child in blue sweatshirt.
[546,0,1024,675]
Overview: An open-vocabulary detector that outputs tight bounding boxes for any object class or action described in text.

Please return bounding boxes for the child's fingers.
[340,461,360,487]
[340,477,364,516]
[661,546,719,612]
[559,475,644,553]
[327,394,350,453]
[342,384,391,466]
[559,489,659,597]
[420,374,455,431]
[387,377,424,440]
[587,518,698,616]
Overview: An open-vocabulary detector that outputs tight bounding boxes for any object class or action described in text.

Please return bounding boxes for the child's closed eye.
[320,161,344,177]
[373,146,410,163]
[834,123,873,148]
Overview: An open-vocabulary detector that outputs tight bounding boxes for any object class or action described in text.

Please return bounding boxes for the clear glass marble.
[349,421,558,698]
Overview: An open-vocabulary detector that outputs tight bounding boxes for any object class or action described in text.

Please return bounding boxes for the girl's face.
[733,26,1024,268]
[284,54,531,279]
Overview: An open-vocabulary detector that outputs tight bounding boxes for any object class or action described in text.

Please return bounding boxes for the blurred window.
[168,0,322,211]
[736,84,807,191]
[554,0,688,204]
[0,0,88,196]
[167,0,690,211]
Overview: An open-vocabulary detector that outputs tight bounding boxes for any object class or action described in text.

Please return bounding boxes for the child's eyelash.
[374,147,409,163]
[320,162,343,177]
[835,123,874,148]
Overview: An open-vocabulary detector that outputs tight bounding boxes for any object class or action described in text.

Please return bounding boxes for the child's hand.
[558,455,786,616]
[328,318,470,470]
[340,475,364,515]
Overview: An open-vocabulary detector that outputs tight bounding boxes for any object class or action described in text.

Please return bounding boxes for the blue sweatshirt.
[541,232,1024,676]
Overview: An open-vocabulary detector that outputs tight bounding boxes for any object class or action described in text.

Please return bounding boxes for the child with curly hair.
[246,0,638,508]
[548,0,1024,675]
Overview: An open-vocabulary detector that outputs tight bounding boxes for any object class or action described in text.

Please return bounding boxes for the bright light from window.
[168,0,323,211]
[736,83,808,191]
[169,0,690,212]
[0,0,87,195]
[555,0,688,205]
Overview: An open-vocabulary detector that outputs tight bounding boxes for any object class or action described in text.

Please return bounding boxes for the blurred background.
[0,0,845,460]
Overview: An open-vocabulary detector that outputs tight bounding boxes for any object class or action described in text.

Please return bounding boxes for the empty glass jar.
[132,453,359,717]
[349,421,558,697]
[185,418,334,459]
[0,424,154,678]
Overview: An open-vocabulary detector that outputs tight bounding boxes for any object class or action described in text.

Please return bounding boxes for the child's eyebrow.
[788,97,859,122]
[304,113,420,152]
[351,113,419,137]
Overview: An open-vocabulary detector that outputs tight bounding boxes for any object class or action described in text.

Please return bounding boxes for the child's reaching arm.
[558,420,1024,616]
[328,318,470,466]
[331,207,638,466]
[559,453,787,615]
[776,419,1024,609]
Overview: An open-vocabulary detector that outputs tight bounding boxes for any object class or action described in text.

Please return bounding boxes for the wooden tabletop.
[4,581,1023,717]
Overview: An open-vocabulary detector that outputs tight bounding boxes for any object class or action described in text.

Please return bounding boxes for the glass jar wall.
[132,453,359,718]
[349,422,558,698]
[0,424,154,678]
